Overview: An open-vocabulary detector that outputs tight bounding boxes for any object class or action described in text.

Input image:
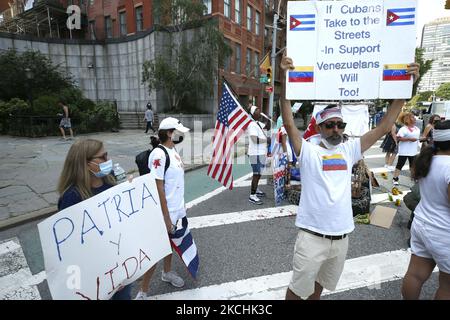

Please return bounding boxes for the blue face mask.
[90,159,113,178]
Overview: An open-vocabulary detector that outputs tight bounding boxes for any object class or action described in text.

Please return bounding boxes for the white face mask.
[172,130,185,144]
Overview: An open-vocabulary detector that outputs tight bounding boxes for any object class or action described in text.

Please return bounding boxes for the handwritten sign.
[286,0,416,100]
[38,174,172,300]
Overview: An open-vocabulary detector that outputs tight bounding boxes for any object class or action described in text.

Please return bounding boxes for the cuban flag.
[383,64,411,81]
[288,66,314,83]
[386,8,415,26]
[169,217,199,279]
[290,14,315,31]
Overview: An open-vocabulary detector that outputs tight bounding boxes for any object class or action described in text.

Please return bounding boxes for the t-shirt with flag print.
[148,145,186,224]
[295,138,362,235]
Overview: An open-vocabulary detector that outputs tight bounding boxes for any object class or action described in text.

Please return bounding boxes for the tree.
[413,48,433,96]
[435,82,450,100]
[0,49,73,103]
[407,90,433,107]
[142,0,231,112]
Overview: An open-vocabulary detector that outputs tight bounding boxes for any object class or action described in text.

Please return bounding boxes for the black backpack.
[135,145,170,176]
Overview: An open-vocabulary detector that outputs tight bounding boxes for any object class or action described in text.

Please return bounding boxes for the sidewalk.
[0,129,247,229]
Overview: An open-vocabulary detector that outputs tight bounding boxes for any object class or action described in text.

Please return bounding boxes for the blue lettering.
[112,194,130,222]
[53,217,74,261]
[122,188,139,216]
[81,209,104,244]
[98,197,111,229]
[141,182,157,209]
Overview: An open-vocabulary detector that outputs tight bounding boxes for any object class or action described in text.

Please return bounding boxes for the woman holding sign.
[57,139,133,300]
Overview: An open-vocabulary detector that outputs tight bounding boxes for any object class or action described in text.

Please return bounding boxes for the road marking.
[364,154,385,159]
[0,238,43,300]
[371,165,409,174]
[149,249,437,300]
[188,205,297,230]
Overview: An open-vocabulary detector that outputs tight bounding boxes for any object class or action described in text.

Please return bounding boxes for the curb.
[0,148,247,230]
[0,206,57,231]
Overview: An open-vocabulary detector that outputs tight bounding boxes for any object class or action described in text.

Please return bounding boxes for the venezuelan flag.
[383,64,411,81]
[322,154,347,171]
[289,66,314,83]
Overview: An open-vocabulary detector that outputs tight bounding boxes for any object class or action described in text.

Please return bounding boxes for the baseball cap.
[316,107,343,125]
[158,117,190,133]
[250,105,258,115]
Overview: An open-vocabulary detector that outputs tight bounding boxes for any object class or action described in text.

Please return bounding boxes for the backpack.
[135,145,170,176]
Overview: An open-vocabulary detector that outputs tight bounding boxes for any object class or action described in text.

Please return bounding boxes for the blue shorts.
[249,155,266,175]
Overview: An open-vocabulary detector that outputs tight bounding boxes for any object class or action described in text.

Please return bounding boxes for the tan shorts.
[289,229,349,298]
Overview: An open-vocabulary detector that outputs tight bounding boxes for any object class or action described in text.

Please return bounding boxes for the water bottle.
[113,163,127,183]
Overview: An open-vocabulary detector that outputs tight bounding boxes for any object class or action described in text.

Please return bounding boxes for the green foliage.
[407,91,434,107]
[32,95,60,116]
[414,48,433,96]
[435,82,450,100]
[0,49,73,103]
[143,1,231,112]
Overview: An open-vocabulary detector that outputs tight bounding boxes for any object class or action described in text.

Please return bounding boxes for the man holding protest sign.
[279,53,419,300]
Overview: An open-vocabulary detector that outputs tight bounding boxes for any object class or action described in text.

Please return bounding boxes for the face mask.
[321,134,342,150]
[90,159,113,178]
[172,131,185,144]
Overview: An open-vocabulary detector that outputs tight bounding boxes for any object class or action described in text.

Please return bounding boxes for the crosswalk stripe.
[149,249,437,300]
[188,205,297,230]
[371,165,409,174]
[0,238,42,300]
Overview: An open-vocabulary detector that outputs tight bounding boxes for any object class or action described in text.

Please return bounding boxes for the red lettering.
[104,263,119,295]
[122,256,138,279]
[139,248,151,269]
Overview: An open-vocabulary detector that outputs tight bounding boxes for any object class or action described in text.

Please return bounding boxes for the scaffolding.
[0,0,86,39]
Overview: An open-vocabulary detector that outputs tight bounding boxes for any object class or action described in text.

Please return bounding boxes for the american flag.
[207,82,253,189]
[169,217,199,279]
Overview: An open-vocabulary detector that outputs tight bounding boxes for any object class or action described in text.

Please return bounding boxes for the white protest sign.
[286,0,416,100]
[38,174,172,300]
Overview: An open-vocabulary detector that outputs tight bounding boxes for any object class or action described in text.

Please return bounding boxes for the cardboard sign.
[38,174,172,300]
[370,205,397,229]
[286,0,416,100]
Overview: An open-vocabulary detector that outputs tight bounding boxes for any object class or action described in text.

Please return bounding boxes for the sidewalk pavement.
[0,129,247,229]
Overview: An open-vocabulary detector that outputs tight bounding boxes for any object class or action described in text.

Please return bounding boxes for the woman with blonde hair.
[392,112,420,186]
[57,138,133,300]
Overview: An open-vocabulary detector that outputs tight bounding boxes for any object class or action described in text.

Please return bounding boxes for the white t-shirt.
[415,155,450,230]
[397,126,420,156]
[247,120,267,156]
[148,145,186,224]
[296,138,362,235]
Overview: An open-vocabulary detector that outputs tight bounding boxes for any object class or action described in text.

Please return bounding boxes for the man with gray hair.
[279,53,420,300]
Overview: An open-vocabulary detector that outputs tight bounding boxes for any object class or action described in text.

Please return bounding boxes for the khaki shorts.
[289,229,349,298]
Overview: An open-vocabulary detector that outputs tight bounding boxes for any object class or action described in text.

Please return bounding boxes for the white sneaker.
[256,189,266,197]
[135,291,148,300]
[393,178,399,186]
[249,194,263,205]
[384,164,389,168]
[161,271,185,288]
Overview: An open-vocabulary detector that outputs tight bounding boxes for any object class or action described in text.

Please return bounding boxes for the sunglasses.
[323,121,347,129]
[90,152,108,161]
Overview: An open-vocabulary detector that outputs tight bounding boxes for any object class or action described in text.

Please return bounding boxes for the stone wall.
[0,29,218,115]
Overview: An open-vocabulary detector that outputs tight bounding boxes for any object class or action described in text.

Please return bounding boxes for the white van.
[429,101,450,120]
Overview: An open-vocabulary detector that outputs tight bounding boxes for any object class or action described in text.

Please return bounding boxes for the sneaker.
[249,194,263,205]
[256,189,266,197]
[393,178,399,186]
[135,291,148,300]
[161,271,185,288]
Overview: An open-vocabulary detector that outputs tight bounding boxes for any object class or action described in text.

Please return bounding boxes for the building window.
[255,11,260,35]
[224,0,231,19]
[135,6,143,32]
[119,11,127,36]
[89,20,96,40]
[105,16,112,38]
[203,0,212,15]
[254,52,259,77]
[89,0,94,5]
[234,0,240,24]
[235,43,241,74]
[224,39,231,71]
[247,5,252,31]
[246,49,252,75]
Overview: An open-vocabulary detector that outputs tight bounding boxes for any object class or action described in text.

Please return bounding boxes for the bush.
[33,95,60,116]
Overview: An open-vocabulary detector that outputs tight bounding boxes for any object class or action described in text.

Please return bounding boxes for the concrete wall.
[158,113,215,131]
[0,32,155,113]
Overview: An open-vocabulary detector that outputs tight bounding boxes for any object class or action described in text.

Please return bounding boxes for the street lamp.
[24,68,34,109]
